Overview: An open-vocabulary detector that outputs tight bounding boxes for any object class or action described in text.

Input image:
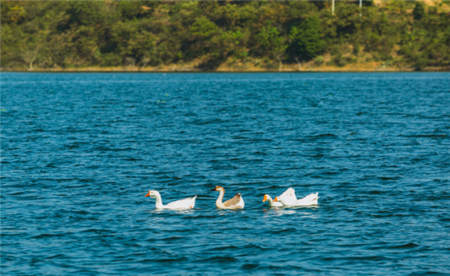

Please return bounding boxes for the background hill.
[1,0,449,71]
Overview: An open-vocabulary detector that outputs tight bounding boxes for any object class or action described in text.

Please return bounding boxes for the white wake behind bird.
[274,188,319,207]
[145,190,197,210]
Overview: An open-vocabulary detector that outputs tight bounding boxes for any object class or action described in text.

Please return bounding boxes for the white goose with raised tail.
[145,190,196,210]
[274,188,319,207]
[263,187,297,208]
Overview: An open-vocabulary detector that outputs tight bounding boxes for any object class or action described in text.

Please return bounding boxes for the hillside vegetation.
[1,0,449,71]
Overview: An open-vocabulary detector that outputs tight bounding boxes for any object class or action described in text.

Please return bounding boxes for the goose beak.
[262,195,268,202]
[211,188,216,191]
[145,191,151,197]
[274,197,279,202]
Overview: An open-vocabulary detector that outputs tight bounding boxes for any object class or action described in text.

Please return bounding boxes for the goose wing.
[278,187,297,204]
[223,193,242,208]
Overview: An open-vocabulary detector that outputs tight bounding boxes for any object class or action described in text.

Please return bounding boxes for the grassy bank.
[2,59,448,73]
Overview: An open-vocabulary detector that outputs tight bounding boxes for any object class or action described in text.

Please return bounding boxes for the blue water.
[1,72,449,275]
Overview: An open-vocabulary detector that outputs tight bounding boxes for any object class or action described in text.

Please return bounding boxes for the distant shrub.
[287,16,325,62]
[313,55,324,66]
[413,2,425,21]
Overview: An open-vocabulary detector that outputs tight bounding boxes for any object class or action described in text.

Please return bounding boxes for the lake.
[1,72,449,275]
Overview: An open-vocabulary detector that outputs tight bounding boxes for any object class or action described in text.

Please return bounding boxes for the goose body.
[145,190,196,210]
[275,188,319,207]
[263,187,296,208]
[213,186,245,210]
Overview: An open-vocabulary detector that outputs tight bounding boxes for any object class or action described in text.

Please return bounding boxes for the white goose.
[274,188,319,207]
[145,190,197,210]
[212,186,245,210]
[262,187,297,208]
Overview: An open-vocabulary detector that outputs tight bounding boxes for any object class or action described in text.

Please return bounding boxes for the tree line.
[1,0,449,71]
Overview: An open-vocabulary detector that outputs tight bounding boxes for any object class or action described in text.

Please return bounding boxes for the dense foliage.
[1,0,449,70]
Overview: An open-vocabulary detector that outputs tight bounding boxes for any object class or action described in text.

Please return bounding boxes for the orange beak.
[274,197,279,202]
[145,191,151,197]
[262,195,268,202]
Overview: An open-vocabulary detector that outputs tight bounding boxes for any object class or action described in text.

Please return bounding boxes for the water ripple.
[1,72,449,275]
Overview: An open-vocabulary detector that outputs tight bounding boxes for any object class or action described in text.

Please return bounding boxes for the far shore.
[1,63,449,73]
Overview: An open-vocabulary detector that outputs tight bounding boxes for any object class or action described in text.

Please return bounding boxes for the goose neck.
[216,189,225,208]
[154,192,164,209]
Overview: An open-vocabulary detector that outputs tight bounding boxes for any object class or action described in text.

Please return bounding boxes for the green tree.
[287,16,324,62]
[413,2,425,21]
[188,16,220,58]
[253,23,287,67]
[1,3,26,24]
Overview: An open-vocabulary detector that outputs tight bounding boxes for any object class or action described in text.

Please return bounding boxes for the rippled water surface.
[1,72,449,275]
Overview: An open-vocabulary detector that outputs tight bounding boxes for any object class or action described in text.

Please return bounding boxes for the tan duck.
[212,186,245,210]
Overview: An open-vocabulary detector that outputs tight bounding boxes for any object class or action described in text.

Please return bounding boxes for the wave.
[199,256,238,263]
[389,242,419,249]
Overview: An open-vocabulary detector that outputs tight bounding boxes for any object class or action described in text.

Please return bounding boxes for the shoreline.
[3,69,449,73]
[2,58,449,73]
[1,65,449,73]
